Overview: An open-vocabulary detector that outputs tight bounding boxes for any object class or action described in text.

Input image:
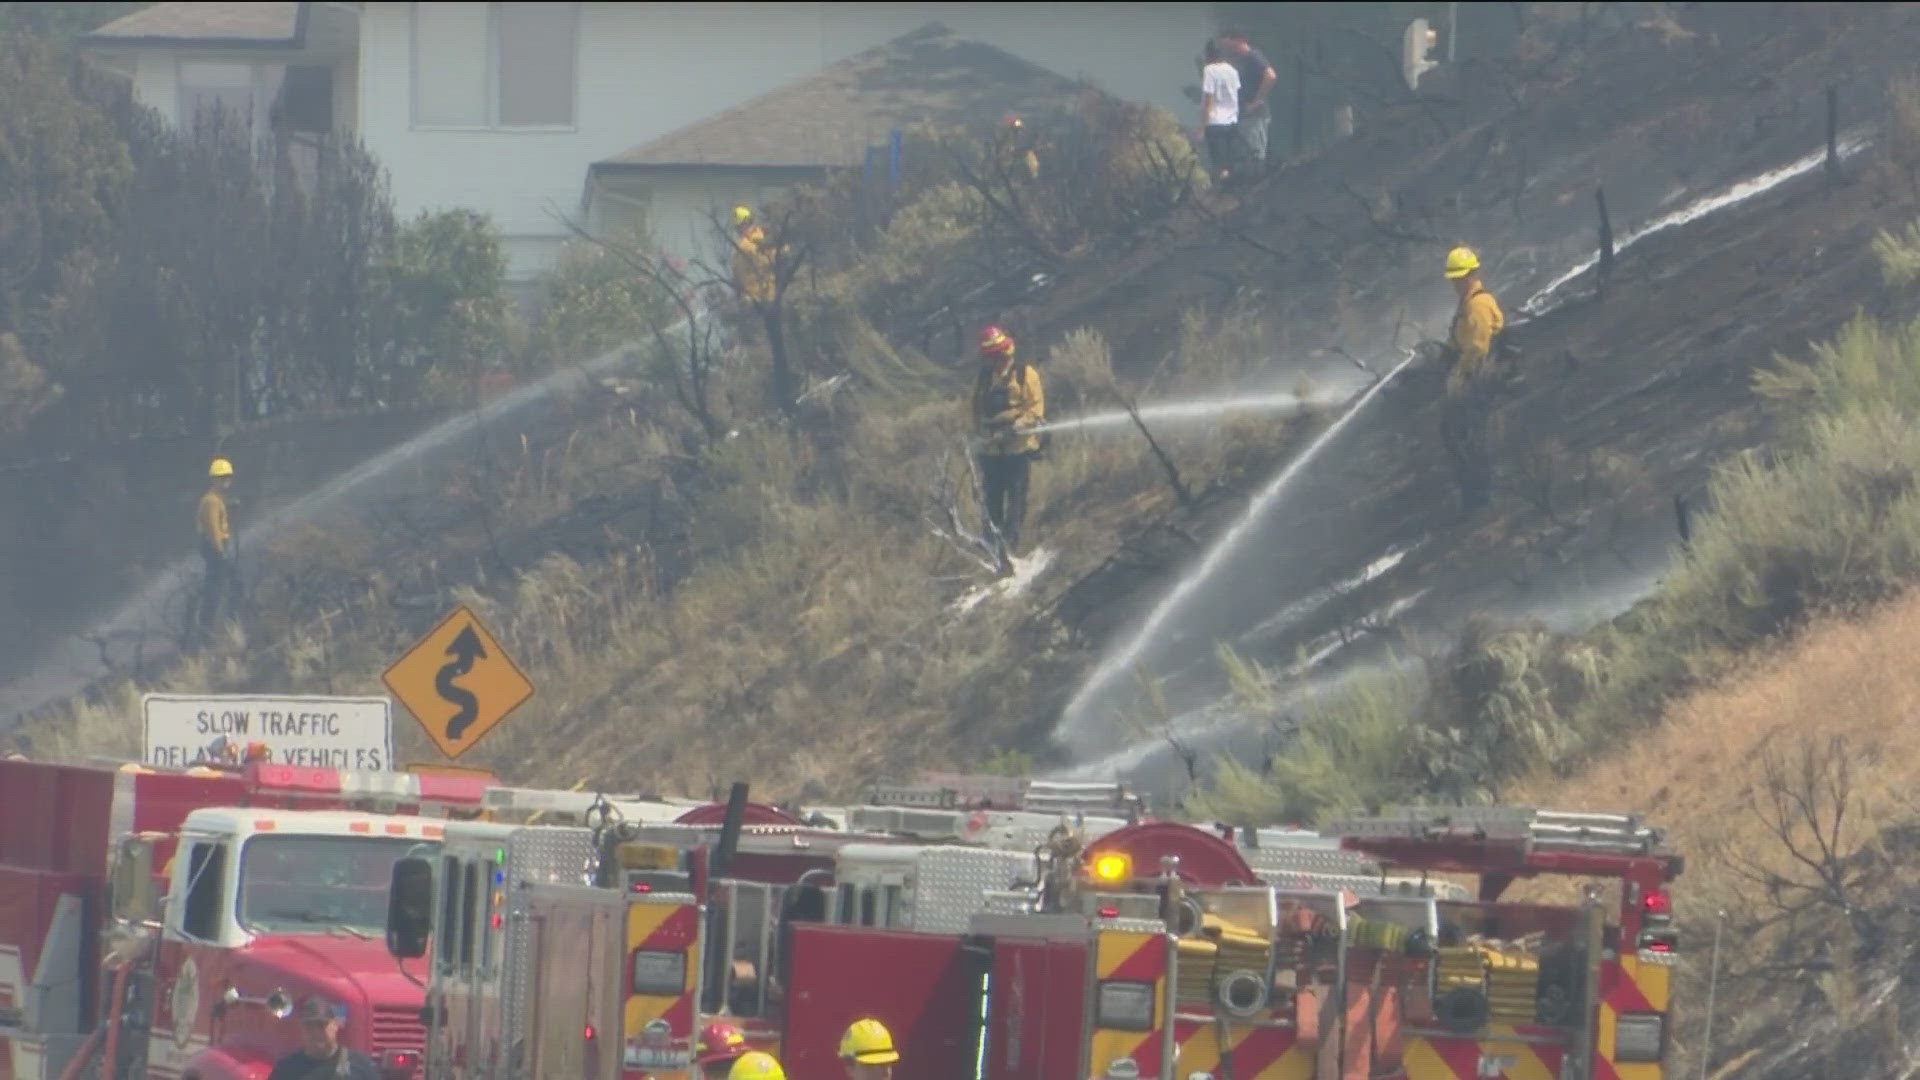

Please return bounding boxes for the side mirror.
[386,857,434,960]
[110,837,158,923]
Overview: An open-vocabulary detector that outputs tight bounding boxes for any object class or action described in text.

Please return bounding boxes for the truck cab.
[141,808,444,1080]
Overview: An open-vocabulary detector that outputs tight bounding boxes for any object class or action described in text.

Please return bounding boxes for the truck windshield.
[239,835,431,937]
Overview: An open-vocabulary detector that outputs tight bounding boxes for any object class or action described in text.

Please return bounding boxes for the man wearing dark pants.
[1199,40,1241,183]
[1222,31,1276,172]
[972,325,1044,573]
[195,457,238,642]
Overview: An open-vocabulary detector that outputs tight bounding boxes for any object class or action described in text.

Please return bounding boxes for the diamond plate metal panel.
[1242,842,1379,878]
[1327,806,1663,856]
[508,826,599,886]
[911,847,1040,934]
[980,889,1041,915]
[501,826,600,1064]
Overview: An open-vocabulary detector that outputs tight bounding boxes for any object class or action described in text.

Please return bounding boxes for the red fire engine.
[764,803,1681,1080]
[0,758,492,1080]
[386,775,1480,1080]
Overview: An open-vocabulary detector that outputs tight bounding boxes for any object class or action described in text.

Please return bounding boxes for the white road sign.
[142,693,394,771]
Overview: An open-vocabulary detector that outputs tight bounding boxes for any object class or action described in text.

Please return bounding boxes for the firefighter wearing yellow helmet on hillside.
[194,456,239,646]
[971,324,1045,575]
[726,1050,786,1080]
[1438,245,1506,514]
[839,1018,899,1079]
[732,205,775,307]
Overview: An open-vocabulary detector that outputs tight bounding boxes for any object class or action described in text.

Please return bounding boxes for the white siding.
[591,172,784,268]
[359,1,1213,283]
[130,50,180,119]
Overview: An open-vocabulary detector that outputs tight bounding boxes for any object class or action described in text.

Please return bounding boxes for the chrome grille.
[369,1004,426,1056]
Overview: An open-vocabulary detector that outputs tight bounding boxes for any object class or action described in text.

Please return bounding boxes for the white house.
[83,2,1214,290]
[584,26,1100,266]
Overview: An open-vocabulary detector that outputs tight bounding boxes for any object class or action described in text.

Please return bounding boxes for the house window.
[412,1,579,129]
[179,61,258,131]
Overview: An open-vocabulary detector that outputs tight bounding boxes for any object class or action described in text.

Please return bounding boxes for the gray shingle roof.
[83,2,303,47]
[596,24,1086,171]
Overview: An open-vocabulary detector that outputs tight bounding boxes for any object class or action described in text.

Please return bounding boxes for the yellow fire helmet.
[733,205,754,226]
[1444,245,1481,280]
[727,1051,785,1080]
[209,457,235,478]
[840,1018,901,1065]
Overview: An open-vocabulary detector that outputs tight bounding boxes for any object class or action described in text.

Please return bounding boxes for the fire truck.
[767,804,1682,1080]
[384,775,1474,1079]
[0,757,494,1080]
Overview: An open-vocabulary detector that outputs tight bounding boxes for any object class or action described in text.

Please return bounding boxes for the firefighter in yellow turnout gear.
[838,1018,899,1079]
[1439,246,1506,513]
[971,325,1045,570]
[195,457,239,642]
[732,205,775,307]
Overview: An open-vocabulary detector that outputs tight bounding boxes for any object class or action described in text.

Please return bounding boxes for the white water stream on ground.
[1055,137,1873,775]
[0,138,1873,744]
[0,341,640,726]
[1054,350,1420,757]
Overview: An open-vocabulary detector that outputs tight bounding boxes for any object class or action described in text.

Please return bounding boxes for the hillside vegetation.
[23,92,1328,792]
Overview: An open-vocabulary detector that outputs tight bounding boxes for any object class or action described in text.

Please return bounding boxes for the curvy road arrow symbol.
[436,625,488,741]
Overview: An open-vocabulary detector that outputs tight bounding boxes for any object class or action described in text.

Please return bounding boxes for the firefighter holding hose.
[971,325,1045,573]
[194,456,239,644]
[1438,246,1506,514]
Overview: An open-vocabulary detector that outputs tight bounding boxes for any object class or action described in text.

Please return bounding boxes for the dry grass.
[1508,590,1920,908]
[1503,589,1920,1075]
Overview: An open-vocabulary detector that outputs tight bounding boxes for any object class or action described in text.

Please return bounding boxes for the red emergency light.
[1642,889,1672,918]
[379,1050,422,1079]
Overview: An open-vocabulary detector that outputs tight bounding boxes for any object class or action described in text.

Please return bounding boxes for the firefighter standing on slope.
[839,1018,900,1079]
[195,457,239,642]
[732,205,775,308]
[695,1022,749,1079]
[971,325,1045,571]
[996,113,1040,180]
[1439,246,1507,513]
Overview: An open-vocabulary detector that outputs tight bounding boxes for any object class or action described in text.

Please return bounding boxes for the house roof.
[594,25,1086,172]
[81,2,307,49]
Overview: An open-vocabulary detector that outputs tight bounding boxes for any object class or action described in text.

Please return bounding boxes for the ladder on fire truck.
[864,773,1146,816]
[1326,805,1667,856]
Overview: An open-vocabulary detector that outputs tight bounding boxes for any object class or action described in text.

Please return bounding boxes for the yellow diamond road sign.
[383,605,534,761]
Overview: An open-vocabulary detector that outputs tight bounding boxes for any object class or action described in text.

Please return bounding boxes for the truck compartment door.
[781,923,978,1079]
[984,936,1090,1080]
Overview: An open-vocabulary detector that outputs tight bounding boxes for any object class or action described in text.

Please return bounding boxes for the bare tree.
[554,214,730,443]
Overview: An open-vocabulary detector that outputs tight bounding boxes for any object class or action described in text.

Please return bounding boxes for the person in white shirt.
[1199,40,1242,183]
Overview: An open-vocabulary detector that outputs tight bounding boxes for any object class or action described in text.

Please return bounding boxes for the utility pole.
[1448,1,1459,61]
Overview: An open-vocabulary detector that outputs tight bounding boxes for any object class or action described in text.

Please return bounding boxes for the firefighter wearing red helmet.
[695,1021,749,1078]
[970,324,1045,573]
